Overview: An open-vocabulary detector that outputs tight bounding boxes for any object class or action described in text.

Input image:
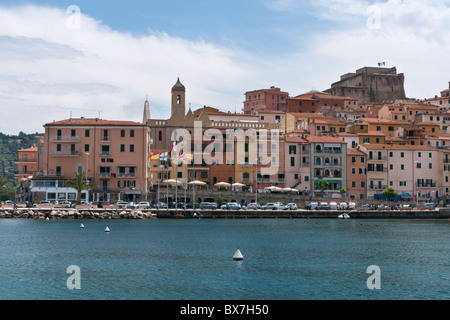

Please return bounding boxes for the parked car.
[153,202,167,209]
[262,203,275,210]
[137,202,151,209]
[200,202,218,209]
[286,203,298,210]
[226,202,241,210]
[273,202,286,210]
[116,201,129,208]
[184,202,199,209]
[421,203,436,208]
[246,202,261,210]
[306,202,318,210]
[316,203,331,210]
[59,201,72,208]
[40,201,52,206]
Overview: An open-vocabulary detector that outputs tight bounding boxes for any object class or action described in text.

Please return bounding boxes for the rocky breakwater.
[0,208,157,220]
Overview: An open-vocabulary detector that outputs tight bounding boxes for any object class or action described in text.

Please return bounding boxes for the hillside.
[0,132,44,180]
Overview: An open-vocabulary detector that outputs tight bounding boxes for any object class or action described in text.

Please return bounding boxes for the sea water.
[0,218,448,300]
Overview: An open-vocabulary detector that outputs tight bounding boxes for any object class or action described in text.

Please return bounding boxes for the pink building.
[34,118,150,203]
[243,87,289,114]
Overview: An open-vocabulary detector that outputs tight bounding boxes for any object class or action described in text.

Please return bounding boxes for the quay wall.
[1,208,449,220]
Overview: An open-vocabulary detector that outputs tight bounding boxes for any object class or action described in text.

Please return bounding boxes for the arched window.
[177,95,181,105]
[243,172,250,179]
[316,158,322,165]
[316,145,322,152]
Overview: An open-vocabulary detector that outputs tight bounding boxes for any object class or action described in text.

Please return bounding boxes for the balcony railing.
[100,151,111,156]
[51,151,80,157]
[417,183,436,188]
[51,136,80,143]
[369,185,388,190]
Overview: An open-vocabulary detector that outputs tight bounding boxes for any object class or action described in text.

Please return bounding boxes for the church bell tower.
[171,77,186,117]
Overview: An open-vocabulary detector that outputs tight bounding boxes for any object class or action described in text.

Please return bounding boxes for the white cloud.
[0,5,259,134]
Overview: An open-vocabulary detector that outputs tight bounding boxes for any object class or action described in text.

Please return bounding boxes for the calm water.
[0,218,448,300]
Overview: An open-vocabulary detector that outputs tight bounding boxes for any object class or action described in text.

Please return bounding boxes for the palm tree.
[64,172,93,205]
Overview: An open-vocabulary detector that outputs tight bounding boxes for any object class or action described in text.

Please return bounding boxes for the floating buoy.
[233,249,244,261]
[80,223,85,228]
[376,224,379,227]
[105,226,110,232]
[46,216,49,220]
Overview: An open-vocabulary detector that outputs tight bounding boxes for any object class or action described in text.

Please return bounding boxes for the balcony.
[417,183,436,188]
[98,172,112,178]
[117,173,136,178]
[315,149,342,154]
[368,156,387,161]
[369,185,388,190]
[100,151,111,156]
[51,151,80,157]
[51,136,81,143]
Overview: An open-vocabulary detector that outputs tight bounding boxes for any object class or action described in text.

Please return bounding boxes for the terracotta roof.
[45,118,145,127]
[347,148,366,156]
[18,146,38,152]
[363,144,435,151]
[306,136,345,143]
[285,136,308,143]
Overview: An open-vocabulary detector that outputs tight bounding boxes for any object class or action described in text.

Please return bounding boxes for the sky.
[0,0,449,134]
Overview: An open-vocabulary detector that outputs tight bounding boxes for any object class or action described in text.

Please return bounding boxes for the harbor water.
[0,218,448,300]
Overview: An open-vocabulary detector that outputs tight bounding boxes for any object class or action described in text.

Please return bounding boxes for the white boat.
[105,226,110,232]
[233,249,244,261]
[80,223,85,228]
[338,213,350,219]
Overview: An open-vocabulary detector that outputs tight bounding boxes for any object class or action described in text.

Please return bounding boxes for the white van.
[329,202,338,210]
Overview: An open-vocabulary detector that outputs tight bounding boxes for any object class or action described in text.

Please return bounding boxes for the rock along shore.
[1,208,449,220]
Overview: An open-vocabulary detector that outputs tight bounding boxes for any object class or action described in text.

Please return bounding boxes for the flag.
[159,152,168,161]
[150,152,160,160]
[171,142,177,152]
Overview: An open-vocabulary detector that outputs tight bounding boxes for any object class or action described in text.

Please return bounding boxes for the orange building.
[346,148,367,200]
[35,118,150,203]
[15,146,38,181]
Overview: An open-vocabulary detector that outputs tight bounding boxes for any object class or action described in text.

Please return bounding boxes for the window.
[429,163,432,169]
[416,162,421,168]
[361,157,365,163]
[56,144,61,152]
[130,144,134,152]
[389,152,393,157]
[401,164,404,170]
[351,156,356,163]
[418,152,421,158]
[121,130,125,137]
[429,152,432,158]
[71,129,76,137]
[400,152,404,158]
[352,181,356,188]
[290,157,295,167]
[85,129,90,137]
[158,131,162,141]
[130,130,134,137]
[120,144,125,152]
[351,168,356,174]
[84,144,89,152]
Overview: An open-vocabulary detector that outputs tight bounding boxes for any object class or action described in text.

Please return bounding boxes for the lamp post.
[255,157,258,205]
[414,161,418,207]
[85,152,89,202]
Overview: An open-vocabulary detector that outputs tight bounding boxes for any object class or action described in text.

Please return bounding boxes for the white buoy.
[233,249,244,261]
[46,216,49,220]
[105,226,110,232]
[80,223,85,228]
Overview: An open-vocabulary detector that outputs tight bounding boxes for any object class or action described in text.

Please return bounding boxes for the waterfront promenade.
[1,206,449,220]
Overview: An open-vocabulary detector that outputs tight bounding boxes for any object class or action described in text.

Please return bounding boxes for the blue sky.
[0,0,449,134]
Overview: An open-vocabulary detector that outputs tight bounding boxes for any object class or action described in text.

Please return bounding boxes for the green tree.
[382,187,398,200]
[317,180,330,195]
[64,172,93,205]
